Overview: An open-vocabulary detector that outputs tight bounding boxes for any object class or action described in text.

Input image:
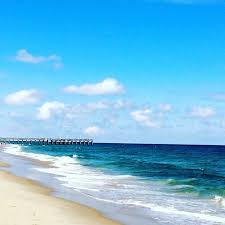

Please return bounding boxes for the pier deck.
[0,138,93,145]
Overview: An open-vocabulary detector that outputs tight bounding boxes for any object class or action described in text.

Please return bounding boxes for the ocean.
[1,143,225,225]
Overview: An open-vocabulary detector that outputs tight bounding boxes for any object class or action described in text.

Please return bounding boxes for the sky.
[0,0,225,144]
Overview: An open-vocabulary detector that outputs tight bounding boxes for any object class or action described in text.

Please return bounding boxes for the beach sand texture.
[0,169,121,225]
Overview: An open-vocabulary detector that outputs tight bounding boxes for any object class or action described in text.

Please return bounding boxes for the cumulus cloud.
[159,103,172,112]
[131,109,159,128]
[190,106,215,118]
[63,78,124,95]
[15,49,62,69]
[83,126,104,136]
[4,89,41,105]
[37,101,66,120]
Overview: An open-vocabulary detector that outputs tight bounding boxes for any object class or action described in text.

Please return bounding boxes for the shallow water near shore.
[1,143,225,225]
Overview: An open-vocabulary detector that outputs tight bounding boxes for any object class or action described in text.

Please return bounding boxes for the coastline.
[0,158,121,225]
[2,144,225,225]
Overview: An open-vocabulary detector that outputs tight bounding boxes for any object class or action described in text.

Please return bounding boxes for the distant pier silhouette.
[0,138,93,145]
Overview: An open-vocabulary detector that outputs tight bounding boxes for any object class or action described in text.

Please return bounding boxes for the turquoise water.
[3,143,225,224]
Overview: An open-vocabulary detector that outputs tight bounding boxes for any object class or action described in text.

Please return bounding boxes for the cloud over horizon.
[131,109,160,128]
[83,126,105,137]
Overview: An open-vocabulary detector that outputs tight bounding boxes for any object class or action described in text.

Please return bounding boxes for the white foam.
[214,196,225,208]
[123,200,225,223]
[3,145,56,162]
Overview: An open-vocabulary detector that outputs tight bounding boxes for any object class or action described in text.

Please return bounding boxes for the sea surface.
[1,143,225,225]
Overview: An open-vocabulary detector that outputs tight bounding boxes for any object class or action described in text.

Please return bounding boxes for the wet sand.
[0,161,121,225]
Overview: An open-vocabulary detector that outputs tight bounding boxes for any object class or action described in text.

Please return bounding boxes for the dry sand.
[0,167,121,225]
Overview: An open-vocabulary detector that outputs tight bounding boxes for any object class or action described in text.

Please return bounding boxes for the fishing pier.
[0,138,93,145]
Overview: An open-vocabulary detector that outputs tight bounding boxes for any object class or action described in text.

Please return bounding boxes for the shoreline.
[0,158,122,225]
[1,144,225,224]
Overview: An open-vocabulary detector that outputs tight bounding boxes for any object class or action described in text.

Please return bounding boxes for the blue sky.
[0,0,225,144]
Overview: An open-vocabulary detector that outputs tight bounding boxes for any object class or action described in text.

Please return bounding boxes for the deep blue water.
[3,143,225,225]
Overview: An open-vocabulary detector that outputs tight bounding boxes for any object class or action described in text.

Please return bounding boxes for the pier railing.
[0,138,93,145]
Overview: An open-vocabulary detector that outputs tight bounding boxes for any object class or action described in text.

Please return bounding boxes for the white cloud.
[4,89,40,105]
[190,106,215,118]
[131,109,159,128]
[159,103,172,112]
[83,126,104,136]
[64,99,127,120]
[37,101,65,120]
[15,49,62,68]
[86,101,109,110]
[63,78,124,95]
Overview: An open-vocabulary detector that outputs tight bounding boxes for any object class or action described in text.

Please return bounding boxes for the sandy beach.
[0,162,121,225]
